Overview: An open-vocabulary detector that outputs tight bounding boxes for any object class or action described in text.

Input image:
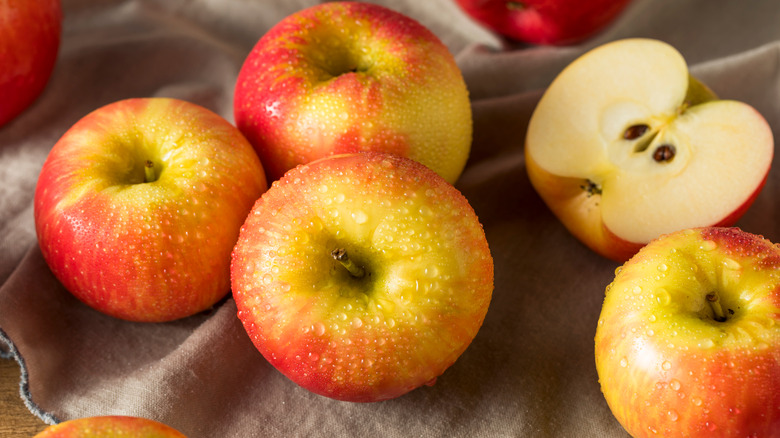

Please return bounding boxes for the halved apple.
[525,38,774,262]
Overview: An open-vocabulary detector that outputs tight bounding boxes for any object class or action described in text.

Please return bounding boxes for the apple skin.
[453,0,631,45]
[231,152,493,402]
[0,0,61,127]
[34,98,267,322]
[234,1,472,184]
[33,415,187,437]
[595,227,780,437]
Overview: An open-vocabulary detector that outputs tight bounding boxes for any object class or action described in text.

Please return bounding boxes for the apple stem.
[331,249,365,279]
[506,1,525,11]
[144,160,156,183]
[706,292,727,322]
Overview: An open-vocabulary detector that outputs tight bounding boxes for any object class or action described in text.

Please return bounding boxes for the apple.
[0,0,61,127]
[595,227,780,437]
[453,0,631,45]
[525,38,774,262]
[33,415,187,437]
[34,98,268,322]
[231,152,494,402]
[234,1,473,184]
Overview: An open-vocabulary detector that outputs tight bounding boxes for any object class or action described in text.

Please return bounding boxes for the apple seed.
[652,144,676,163]
[623,124,649,140]
[331,248,365,279]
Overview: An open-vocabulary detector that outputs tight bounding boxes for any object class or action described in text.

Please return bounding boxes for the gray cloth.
[2,0,780,436]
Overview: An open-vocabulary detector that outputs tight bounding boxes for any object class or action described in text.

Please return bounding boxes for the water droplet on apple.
[692,396,703,406]
[667,409,679,422]
[723,258,741,270]
[318,184,328,194]
[351,317,363,328]
[314,322,326,336]
[648,314,657,322]
[662,360,672,371]
[698,338,715,349]
[335,193,345,203]
[351,210,367,224]
[657,263,668,272]
[700,240,717,251]
[655,288,671,306]
[632,285,642,294]
[669,379,681,391]
[619,357,628,368]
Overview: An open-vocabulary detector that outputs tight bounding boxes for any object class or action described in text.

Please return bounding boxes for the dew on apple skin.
[700,240,717,251]
[662,360,672,371]
[669,379,681,391]
[722,258,741,270]
[667,409,679,422]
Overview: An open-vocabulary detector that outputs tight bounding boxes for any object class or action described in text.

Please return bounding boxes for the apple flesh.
[34,98,267,322]
[0,0,61,127]
[231,152,493,402]
[453,0,631,45]
[33,415,187,437]
[234,1,473,184]
[525,38,774,262]
[595,227,780,437]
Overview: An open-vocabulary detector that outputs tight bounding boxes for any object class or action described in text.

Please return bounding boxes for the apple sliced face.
[33,415,187,437]
[595,227,780,437]
[526,38,774,261]
[231,152,493,402]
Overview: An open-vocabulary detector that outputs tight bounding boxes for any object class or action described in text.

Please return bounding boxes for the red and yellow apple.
[0,0,61,127]
[453,0,631,45]
[34,98,267,322]
[231,152,493,402]
[33,415,187,437]
[595,227,780,437]
[234,2,473,184]
[525,38,774,262]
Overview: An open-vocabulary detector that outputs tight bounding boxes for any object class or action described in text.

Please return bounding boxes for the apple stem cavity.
[144,160,156,183]
[706,292,727,322]
[331,248,365,279]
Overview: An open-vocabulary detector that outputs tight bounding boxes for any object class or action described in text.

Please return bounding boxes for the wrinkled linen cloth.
[2,0,780,436]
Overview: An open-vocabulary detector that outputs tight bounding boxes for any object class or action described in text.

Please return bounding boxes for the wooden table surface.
[0,358,49,437]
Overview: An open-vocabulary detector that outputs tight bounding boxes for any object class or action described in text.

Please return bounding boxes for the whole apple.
[34,98,267,322]
[0,0,61,127]
[33,415,187,437]
[525,38,774,262]
[231,152,493,402]
[234,1,473,184]
[595,227,780,437]
[453,0,631,45]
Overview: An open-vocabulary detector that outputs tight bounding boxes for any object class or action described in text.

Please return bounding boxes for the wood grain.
[0,358,48,437]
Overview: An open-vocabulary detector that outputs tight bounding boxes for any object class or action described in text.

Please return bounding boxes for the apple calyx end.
[144,160,156,183]
[331,248,366,279]
[506,1,526,11]
[706,291,727,323]
[581,179,602,197]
